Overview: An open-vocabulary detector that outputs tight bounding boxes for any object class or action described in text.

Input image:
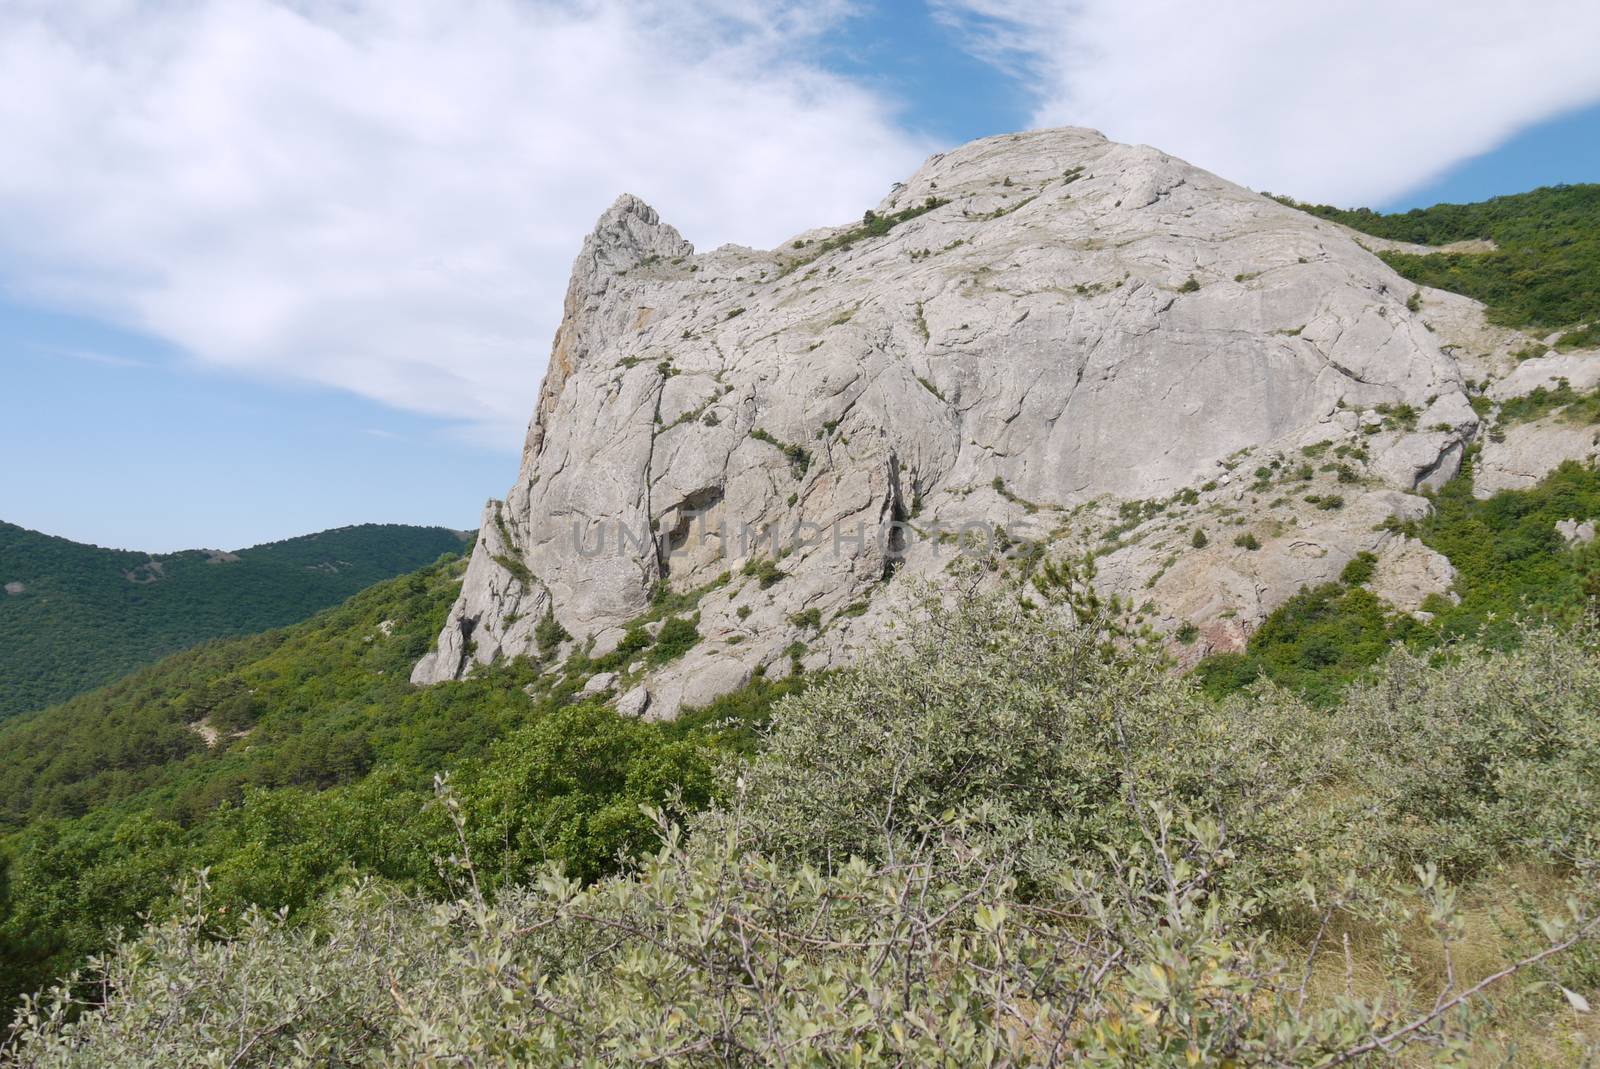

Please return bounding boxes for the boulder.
[616,686,651,718]
[1557,519,1597,546]
[581,671,619,695]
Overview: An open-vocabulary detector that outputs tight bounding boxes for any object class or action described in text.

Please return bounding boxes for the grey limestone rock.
[615,685,651,718]
[581,671,619,695]
[1557,518,1597,547]
[415,128,1487,714]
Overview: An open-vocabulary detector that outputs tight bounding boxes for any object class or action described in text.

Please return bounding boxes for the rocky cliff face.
[414,127,1491,715]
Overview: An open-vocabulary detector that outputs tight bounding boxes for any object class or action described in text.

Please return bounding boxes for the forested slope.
[0,550,796,1009]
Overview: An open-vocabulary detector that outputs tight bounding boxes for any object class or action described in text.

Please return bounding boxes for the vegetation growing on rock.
[7,148,1600,1064]
[1199,456,1600,702]
[1281,184,1600,335]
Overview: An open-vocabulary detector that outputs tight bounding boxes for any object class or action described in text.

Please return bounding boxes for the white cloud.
[935,0,1600,206]
[0,0,932,446]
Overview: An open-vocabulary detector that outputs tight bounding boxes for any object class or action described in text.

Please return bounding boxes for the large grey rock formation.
[414,127,1489,714]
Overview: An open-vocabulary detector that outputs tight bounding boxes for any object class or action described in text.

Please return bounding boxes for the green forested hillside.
[0,551,798,1013]
[0,522,470,718]
[1279,183,1600,346]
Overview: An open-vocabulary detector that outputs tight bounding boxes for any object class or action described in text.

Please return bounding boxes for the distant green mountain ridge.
[0,522,471,718]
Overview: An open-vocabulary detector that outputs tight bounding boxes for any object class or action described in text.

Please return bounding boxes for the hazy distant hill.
[0,521,471,717]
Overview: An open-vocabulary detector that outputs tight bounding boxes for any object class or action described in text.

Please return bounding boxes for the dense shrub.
[648,614,701,664]
[459,703,714,886]
[1197,582,1406,706]
[533,609,569,655]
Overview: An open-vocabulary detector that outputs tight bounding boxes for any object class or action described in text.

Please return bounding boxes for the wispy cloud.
[0,0,931,446]
[934,0,1600,206]
[10,0,1594,454]
[29,343,148,369]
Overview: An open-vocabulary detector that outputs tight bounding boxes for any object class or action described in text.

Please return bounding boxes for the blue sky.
[1384,99,1600,210]
[4,306,498,545]
[4,0,1599,552]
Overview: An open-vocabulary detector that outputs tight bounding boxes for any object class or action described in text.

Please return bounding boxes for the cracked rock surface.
[414,127,1509,715]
